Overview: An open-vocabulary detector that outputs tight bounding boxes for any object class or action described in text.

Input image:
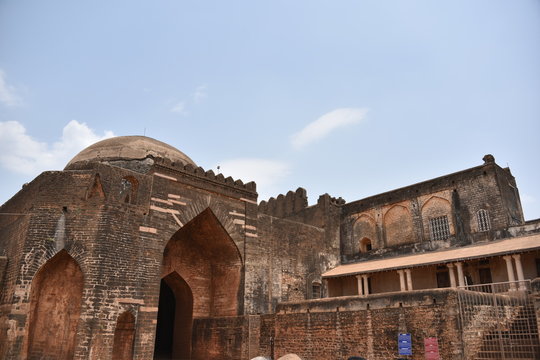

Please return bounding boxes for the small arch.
[120,176,138,204]
[112,311,136,360]
[360,237,372,253]
[86,173,105,199]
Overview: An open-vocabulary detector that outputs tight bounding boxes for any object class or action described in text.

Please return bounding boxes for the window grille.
[312,282,321,299]
[477,209,491,232]
[429,215,450,241]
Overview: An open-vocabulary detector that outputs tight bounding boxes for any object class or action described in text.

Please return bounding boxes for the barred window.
[477,209,491,232]
[429,216,450,241]
[312,282,321,299]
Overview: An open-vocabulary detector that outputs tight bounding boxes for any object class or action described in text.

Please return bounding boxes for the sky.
[0,1,539,219]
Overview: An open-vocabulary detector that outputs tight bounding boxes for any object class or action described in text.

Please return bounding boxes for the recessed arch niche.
[154,208,243,359]
[26,250,84,359]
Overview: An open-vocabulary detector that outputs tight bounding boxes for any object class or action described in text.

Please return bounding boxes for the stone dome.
[65,136,196,171]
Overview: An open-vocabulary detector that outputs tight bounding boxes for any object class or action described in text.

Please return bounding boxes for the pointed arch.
[120,176,138,204]
[421,196,453,240]
[162,208,243,316]
[154,272,193,360]
[86,173,105,200]
[360,237,373,253]
[421,195,451,213]
[384,204,414,246]
[26,250,83,359]
[353,213,378,253]
[112,311,136,360]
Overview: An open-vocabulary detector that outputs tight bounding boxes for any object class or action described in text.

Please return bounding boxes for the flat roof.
[322,234,540,278]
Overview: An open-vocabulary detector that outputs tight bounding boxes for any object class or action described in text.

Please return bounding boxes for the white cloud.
[0,120,114,175]
[216,158,291,196]
[193,84,207,103]
[291,107,369,149]
[170,84,207,114]
[171,101,187,114]
[0,69,22,107]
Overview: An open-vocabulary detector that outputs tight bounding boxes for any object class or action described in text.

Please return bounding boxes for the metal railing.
[457,280,540,359]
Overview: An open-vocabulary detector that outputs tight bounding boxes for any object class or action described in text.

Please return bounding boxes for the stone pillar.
[512,254,527,291]
[405,269,413,291]
[363,275,370,296]
[322,278,329,298]
[447,263,457,288]
[397,270,406,292]
[503,255,516,291]
[455,262,465,287]
[356,275,364,296]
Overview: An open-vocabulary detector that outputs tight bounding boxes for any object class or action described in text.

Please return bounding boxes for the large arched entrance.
[26,250,84,359]
[154,208,243,360]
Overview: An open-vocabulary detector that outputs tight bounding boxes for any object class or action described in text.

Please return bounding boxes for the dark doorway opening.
[153,273,193,360]
[154,279,175,359]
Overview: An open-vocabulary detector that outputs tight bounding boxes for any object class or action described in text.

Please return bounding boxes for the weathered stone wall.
[340,158,524,263]
[0,158,261,359]
[273,289,462,360]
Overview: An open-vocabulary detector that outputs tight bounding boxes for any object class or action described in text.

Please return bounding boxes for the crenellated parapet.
[259,188,308,218]
[152,156,257,193]
[317,193,346,207]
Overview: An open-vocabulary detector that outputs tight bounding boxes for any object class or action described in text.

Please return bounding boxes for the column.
[397,270,406,292]
[455,262,465,287]
[503,255,516,291]
[405,269,413,291]
[512,254,526,291]
[447,263,456,288]
[362,275,370,296]
[356,275,364,296]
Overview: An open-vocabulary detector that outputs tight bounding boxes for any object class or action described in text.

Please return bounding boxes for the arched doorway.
[154,272,193,360]
[26,250,84,359]
[155,208,243,359]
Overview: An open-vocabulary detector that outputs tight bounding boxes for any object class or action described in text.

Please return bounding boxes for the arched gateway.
[154,208,243,359]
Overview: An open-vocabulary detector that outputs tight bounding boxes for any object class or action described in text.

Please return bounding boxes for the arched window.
[360,237,373,253]
[477,209,491,232]
[120,176,138,204]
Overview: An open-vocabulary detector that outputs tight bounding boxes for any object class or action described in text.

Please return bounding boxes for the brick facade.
[0,137,537,359]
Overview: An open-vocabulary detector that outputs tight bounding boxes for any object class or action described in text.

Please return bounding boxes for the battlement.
[259,188,308,218]
[152,156,257,193]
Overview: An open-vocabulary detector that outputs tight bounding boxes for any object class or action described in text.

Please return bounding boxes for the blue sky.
[1,1,539,219]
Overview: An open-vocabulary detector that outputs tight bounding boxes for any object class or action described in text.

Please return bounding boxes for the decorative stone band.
[139,226,157,234]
